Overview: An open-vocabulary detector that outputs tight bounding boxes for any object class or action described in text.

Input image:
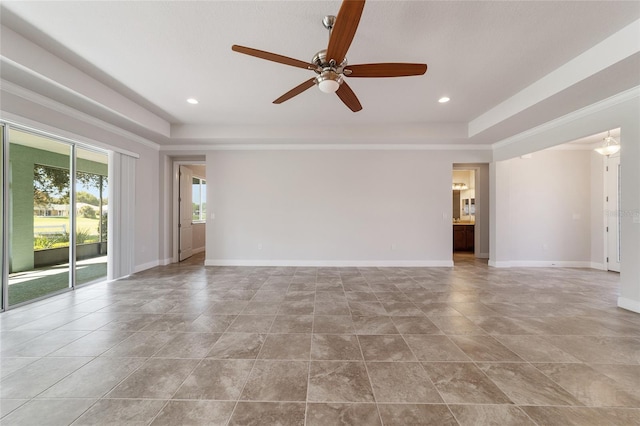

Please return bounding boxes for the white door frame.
[605,153,621,272]
[172,160,205,263]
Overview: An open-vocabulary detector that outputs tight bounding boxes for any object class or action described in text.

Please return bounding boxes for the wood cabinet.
[453,224,474,252]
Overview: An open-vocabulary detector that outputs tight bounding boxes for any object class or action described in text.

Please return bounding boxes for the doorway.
[452,169,476,254]
[173,162,206,263]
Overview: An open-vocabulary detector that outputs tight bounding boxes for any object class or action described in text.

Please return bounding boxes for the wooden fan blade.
[336,82,362,112]
[326,0,366,65]
[232,45,313,70]
[345,63,427,78]
[273,78,316,104]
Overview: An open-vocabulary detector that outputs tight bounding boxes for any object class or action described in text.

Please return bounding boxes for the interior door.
[606,155,620,272]
[179,165,193,261]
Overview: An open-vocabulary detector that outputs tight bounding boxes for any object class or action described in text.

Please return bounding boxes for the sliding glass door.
[1,124,5,311]
[3,125,109,308]
[75,147,108,286]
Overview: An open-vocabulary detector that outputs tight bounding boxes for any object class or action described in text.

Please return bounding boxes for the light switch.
[210,213,215,220]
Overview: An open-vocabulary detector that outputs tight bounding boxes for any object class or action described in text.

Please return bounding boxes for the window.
[192,177,206,222]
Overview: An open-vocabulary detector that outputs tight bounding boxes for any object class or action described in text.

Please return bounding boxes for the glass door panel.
[8,129,72,306]
[1,125,5,310]
[75,147,108,286]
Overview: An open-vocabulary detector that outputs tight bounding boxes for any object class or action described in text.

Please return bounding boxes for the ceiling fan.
[231,0,427,112]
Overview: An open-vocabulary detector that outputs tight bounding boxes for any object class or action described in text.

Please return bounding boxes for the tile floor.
[1,253,639,425]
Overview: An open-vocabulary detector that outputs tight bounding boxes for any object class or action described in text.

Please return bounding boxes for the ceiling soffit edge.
[492,86,640,150]
[469,19,640,137]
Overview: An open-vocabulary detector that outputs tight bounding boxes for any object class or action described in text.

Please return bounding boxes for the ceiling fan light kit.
[231,0,427,112]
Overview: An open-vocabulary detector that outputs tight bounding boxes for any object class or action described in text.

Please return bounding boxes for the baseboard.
[489,260,600,269]
[204,259,454,267]
[509,261,593,268]
[477,252,490,259]
[488,259,511,268]
[590,262,606,271]
[134,260,160,273]
[617,297,640,314]
[160,257,173,266]
[193,247,205,255]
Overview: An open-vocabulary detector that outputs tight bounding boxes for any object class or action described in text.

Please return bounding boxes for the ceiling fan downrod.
[313,15,347,92]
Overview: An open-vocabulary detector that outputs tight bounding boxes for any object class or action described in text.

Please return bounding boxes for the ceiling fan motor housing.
[312,49,346,92]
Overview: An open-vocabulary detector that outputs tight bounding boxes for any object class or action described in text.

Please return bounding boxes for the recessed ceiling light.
[187,98,199,105]
[438,97,450,103]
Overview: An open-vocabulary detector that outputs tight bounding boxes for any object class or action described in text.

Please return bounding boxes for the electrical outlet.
[257,244,262,250]
[391,244,397,251]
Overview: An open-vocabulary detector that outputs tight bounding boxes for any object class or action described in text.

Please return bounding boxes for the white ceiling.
[1,1,639,146]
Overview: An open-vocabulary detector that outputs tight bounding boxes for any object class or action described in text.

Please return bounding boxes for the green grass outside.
[8,262,107,306]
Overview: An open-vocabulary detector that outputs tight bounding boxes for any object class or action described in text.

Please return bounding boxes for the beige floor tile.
[152,332,221,358]
[494,335,581,362]
[448,335,523,362]
[351,316,398,334]
[305,403,381,426]
[270,315,313,333]
[0,356,92,399]
[449,405,535,426]
[308,361,375,402]
[226,315,275,333]
[403,335,470,361]
[174,359,254,400]
[73,398,166,426]
[377,404,458,426]
[0,357,39,379]
[1,398,96,426]
[311,334,362,360]
[240,360,308,401]
[151,401,235,426]
[206,333,265,359]
[313,316,355,334]
[428,316,488,335]
[0,399,28,419]
[534,363,640,407]
[478,362,583,406]
[258,333,311,360]
[41,357,145,398]
[358,335,416,362]
[107,358,199,399]
[391,316,441,334]
[100,331,178,357]
[423,362,512,404]
[228,402,306,426]
[188,314,236,333]
[367,362,442,403]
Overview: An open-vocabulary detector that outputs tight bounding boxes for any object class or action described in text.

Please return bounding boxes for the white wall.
[491,90,640,312]
[192,223,206,253]
[495,149,593,265]
[206,149,490,266]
